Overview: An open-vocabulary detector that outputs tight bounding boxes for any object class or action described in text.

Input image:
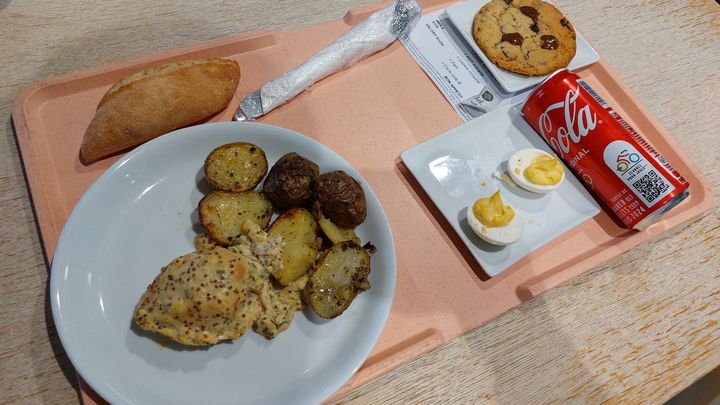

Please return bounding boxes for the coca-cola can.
[521,69,689,230]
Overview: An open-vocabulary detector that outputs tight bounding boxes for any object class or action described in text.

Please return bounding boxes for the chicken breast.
[134,247,262,346]
[251,276,307,339]
[138,220,305,345]
[228,220,305,339]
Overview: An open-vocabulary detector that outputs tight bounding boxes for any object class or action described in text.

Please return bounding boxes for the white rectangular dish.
[445,0,600,93]
[400,105,601,276]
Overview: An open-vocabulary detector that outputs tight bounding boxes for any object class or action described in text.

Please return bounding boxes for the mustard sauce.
[472,191,514,227]
[524,154,564,185]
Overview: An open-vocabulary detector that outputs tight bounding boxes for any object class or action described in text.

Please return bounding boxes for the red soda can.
[521,69,689,230]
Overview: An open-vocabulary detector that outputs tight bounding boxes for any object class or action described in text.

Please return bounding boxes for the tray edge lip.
[588,60,714,214]
[7,4,716,402]
[514,59,715,297]
[11,81,60,258]
[399,60,714,285]
[10,27,283,259]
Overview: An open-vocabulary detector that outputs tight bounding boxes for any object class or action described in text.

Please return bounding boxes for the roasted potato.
[305,241,371,319]
[204,142,268,192]
[315,171,367,229]
[312,202,360,245]
[263,153,319,210]
[267,208,321,285]
[199,191,273,245]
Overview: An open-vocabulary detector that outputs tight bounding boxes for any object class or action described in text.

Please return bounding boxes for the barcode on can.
[632,170,670,204]
[576,79,608,108]
[603,139,675,208]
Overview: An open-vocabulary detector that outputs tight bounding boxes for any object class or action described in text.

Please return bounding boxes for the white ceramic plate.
[401,105,600,277]
[50,122,396,405]
[445,0,600,93]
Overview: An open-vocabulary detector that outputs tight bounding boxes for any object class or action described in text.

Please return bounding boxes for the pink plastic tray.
[12,0,712,403]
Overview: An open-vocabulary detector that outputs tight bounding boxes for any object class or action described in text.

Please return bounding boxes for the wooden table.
[1,0,718,403]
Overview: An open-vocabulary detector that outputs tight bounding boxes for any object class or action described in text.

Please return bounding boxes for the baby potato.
[305,241,371,319]
[267,208,322,285]
[199,191,273,245]
[204,142,268,192]
[263,152,319,210]
[315,171,367,229]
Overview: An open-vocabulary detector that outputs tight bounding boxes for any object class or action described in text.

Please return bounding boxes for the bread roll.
[80,58,240,162]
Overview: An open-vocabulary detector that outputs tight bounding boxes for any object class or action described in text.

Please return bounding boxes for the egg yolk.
[472,191,514,227]
[524,154,564,185]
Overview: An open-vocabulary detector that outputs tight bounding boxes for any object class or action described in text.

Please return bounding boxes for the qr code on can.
[632,170,670,203]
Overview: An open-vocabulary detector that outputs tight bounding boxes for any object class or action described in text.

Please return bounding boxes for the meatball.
[315,171,367,229]
[263,153,319,210]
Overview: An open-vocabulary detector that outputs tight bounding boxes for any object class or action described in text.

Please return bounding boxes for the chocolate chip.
[504,0,512,4]
[540,35,559,50]
[520,6,539,20]
[530,22,539,33]
[501,32,524,46]
[560,18,572,30]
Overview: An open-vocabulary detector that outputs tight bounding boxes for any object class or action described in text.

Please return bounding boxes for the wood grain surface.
[1,0,718,404]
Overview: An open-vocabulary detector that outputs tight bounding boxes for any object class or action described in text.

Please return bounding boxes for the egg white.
[466,205,524,246]
[507,148,565,194]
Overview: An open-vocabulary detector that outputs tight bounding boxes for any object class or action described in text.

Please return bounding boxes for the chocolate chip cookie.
[472,0,576,76]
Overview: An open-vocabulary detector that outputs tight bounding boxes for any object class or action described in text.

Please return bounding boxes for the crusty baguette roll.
[80,58,240,162]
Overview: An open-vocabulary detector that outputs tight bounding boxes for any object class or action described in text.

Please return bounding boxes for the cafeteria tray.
[11,0,712,402]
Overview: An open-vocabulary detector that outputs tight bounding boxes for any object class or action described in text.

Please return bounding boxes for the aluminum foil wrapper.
[237,0,421,120]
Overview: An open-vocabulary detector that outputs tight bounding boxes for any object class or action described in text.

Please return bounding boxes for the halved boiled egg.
[467,191,524,246]
[507,148,565,193]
